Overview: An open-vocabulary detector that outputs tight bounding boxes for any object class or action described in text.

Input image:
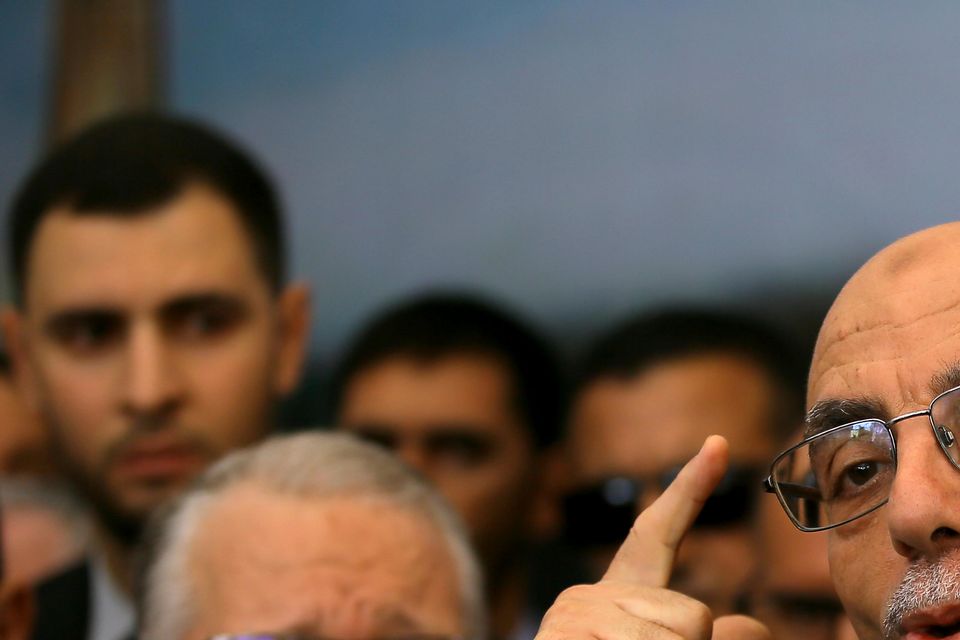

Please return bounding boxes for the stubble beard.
[883,554,960,640]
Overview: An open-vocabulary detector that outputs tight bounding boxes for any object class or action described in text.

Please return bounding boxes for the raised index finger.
[602,434,730,586]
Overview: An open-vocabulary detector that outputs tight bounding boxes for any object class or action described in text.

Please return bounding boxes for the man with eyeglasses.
[535,224,960,639]
[137,432,485,640]
[762,221,960,639]
[561,308,803,615]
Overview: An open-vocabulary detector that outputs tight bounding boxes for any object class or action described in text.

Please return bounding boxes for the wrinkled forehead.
[809,223,960,408]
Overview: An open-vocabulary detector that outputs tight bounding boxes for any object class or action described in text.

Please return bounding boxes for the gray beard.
[883,556,960,640]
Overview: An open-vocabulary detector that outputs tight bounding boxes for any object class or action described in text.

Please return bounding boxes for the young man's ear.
[273,282,311,396]
[0,306,40,412]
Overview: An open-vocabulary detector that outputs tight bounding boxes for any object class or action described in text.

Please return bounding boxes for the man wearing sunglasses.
[561,308,803,615]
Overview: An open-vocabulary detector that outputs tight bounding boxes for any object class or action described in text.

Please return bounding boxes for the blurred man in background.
[330,293,564,640]
[748,429,855,640]
[138,432,486,640]
[1,478,88,588]
[0,499,34,640]
[2,112,310,640]
[561,308,803,615]
[0,351,52,476]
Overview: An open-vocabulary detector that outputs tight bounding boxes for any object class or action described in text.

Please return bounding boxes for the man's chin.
[98,475,201,545]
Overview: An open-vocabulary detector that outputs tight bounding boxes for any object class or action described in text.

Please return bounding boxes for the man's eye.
[353,427,399,451]
[844,461,878,486]
[426,432,495,468]
[48,314,123,355]
[828,457,891,501]
[168,306,240,341]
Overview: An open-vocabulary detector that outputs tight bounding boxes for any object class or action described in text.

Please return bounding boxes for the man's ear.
[0,306,40,412]
[273,282,311,397]
[526,444,569,541]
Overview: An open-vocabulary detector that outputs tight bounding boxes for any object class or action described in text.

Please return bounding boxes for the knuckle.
[685,600,713,638]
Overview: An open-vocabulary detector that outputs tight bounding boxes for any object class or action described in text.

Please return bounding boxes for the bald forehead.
[809,222,960,406]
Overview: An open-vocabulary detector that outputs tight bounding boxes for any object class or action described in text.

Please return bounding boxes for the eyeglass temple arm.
[762,476,821,501]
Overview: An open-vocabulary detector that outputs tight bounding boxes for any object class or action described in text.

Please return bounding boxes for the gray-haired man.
[138,432,486,640]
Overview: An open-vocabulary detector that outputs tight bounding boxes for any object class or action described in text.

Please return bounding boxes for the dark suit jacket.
[30,561,90,640]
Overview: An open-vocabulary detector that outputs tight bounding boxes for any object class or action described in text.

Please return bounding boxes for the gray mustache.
[883,556,960,640]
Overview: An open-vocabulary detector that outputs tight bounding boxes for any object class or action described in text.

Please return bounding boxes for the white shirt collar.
[88,551,135,640]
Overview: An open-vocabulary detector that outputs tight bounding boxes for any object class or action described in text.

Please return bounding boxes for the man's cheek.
[829,520,896,639]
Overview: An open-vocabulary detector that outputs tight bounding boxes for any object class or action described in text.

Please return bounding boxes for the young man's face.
[3,184,308,539]
[566,353,777,615]
[338,353,538,580]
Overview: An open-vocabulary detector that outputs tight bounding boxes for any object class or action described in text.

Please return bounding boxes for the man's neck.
[94,525,135,597]
[489,562,528,640]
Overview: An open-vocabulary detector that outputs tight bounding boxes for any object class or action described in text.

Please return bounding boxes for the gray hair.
[138,431,486,640]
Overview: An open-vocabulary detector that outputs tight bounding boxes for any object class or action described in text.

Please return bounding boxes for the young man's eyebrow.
[158,292,248,316]
[43,306,124,332]
[804,397,887,437]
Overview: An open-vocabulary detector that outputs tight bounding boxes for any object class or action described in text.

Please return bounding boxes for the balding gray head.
[138,431,486,640]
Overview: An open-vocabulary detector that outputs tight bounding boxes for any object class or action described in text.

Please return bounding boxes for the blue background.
[3,1,959,372]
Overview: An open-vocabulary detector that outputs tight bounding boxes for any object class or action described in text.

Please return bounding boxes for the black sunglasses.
[561,465,762,547]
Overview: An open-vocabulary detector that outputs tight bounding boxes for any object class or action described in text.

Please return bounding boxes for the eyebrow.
[804,398,887,438]
[272,607,422,638]
[804,361,960,438]
[158,292,248,318]
[43,306,123,336]
[43,291,246,324]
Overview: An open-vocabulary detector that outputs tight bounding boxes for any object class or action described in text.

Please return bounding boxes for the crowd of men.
[1,111,956,640]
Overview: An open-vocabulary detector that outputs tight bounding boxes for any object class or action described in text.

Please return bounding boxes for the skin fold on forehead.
[809,222,960,406]
[185,486,465,639]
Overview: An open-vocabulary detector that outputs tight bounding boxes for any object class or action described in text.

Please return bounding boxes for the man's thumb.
[712,615,771,640]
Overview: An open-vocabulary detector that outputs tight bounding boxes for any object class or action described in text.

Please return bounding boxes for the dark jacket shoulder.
[30,560,90,640]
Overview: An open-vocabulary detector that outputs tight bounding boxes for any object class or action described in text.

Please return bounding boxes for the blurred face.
[753,492,855,640]
[0,377,50,475]
[2,504,83,586]
[183,486,465,640]
[3,185,308,542]
[338,354,536,578]
[807,223,960,640]
[566,353,777,614]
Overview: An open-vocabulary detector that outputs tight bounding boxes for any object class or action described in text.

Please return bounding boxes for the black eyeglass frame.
[762,383,960,532]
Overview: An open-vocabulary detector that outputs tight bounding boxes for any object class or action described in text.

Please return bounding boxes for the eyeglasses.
[763,383,960,531]
[562,465,761,547]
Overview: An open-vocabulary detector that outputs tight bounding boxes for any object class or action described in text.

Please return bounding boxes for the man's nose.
[834,615,858,640]
[121,323,184,419]
[886,424,960,560]
[395,439,430,476]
